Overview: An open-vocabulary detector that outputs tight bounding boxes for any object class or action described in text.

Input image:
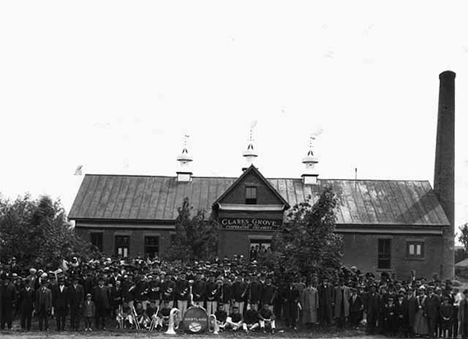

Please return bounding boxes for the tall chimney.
[434,70,455,279]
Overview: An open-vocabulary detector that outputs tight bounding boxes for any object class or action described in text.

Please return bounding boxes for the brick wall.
[341,233,444,279]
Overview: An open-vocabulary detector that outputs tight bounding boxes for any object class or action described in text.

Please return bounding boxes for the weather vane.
[249,121,257,142]
[183,134,190,148]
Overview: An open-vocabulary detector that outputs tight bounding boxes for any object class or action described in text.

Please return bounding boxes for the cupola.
[301,136,319,185]
[176,135,193,182]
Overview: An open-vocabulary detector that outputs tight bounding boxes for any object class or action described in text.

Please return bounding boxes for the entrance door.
[249,239,271,261]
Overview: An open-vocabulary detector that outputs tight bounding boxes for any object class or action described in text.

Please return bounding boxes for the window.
[90,232,103,252]
[245,186,257,204]
[115,236,130,258]
[145,236,159,259]
[378,238,391,269]
[249,239,272,261]
[406,241,425,259]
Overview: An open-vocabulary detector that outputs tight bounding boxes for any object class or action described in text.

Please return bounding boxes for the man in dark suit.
[0,274,17,330]
[283,279,300,329]
[52,277,69,331]
[35,280,52,331]
[68,276,84,331]
[348,287,363,328]
[364,284,380,335]
[92,276,111,330]
[426,286,441,339]
[18,279,35,331]
[318,277,334,327]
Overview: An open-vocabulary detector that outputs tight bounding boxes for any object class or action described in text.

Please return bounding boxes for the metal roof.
[68,174,450,226]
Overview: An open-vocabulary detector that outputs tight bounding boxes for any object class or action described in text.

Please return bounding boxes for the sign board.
[220,217,282,230]
[182,306,209,333]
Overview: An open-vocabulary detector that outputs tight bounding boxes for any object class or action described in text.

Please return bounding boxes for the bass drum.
[182,306,209,334]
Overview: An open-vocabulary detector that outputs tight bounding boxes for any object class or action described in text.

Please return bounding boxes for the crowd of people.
[0,254,466,338]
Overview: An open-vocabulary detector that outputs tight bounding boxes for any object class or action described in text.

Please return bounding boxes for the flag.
[74,165,83,176]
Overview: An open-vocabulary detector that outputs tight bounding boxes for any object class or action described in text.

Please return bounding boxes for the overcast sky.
[1,1,467,230]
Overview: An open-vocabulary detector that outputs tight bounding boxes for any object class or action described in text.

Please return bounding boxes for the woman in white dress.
[413,286,429,336]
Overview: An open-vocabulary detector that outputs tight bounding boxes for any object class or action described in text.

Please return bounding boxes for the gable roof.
[68,173,450,227]
[212,165,290,209]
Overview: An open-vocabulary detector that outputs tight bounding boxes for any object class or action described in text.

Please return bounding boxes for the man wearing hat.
[348,287,363,329]
[52,276,69,331]
[35,279,52,331]
[0,274,17,330]
[69,276,85,331]
[334,277,350,329]
[18,279,35,331]
[92,276,111,330]
[206,274,220,316]
[426,286,441,338]
[176,272,190,318]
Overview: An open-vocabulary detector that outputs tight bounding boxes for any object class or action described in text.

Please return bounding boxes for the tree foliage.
[0,194,94,269]
[258,186,343,278]
[163,197,218,262]
[458,223,468,253]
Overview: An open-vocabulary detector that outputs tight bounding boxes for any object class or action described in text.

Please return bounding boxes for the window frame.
[115,235,130,258]
[406,241,425,260]
[245,185,257,204]
[90,232,103,252]
[377,238,392,270]
[144,236,160,259]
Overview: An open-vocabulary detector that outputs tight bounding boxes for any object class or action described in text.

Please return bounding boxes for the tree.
[163,197,218,262]
[258,186,343,278]
[459,223,468,252]
[0,194,95,268]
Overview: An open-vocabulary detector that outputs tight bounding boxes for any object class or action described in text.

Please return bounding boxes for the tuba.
[209,314,219,335]
[165,308,180,335]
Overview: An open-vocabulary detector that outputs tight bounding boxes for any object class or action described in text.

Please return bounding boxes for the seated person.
[258,303,276,333]
[243,304,260,333]
[156,300,172,329]
[224,306,243,331]
[214,303,227,330]
[122,302,134,329]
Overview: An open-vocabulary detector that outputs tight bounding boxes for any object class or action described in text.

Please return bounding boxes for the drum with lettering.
[182,306,209,334]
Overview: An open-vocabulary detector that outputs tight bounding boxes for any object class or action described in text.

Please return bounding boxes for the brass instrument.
[165,308,180,335]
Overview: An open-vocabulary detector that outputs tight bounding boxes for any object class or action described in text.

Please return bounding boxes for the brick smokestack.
[434,70,455,279]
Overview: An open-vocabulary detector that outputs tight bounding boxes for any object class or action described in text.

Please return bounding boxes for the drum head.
[182,306,209,334]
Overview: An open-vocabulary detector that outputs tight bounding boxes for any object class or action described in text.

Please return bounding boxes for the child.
[440,296,453,338]
[82,293,95,331]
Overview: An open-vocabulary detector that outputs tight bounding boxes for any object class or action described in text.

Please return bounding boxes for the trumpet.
[149,306,160,332]
[210,314,219,335]
[165,308,180,335]
[130,304,141,331]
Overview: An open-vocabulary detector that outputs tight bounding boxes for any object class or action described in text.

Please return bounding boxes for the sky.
[1,1,467,232]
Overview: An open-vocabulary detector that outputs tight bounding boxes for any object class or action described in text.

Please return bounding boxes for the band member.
[221,276,233,313]
[18,279,35,331]
[258,303,276,334]
[260,277,277,313]
[161,272,175,308]
[192,272,206,307]
[248,275,262,311]
[176,272,190,318]
[52,277,69,331]
[224,305,243,331]
[232,275,247,316]
[206,274,220,316]
[148,275,161,307]
[215,303,228,329]
[243,304,260,332]
[35,280,52,331]
[156,300,172,329]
